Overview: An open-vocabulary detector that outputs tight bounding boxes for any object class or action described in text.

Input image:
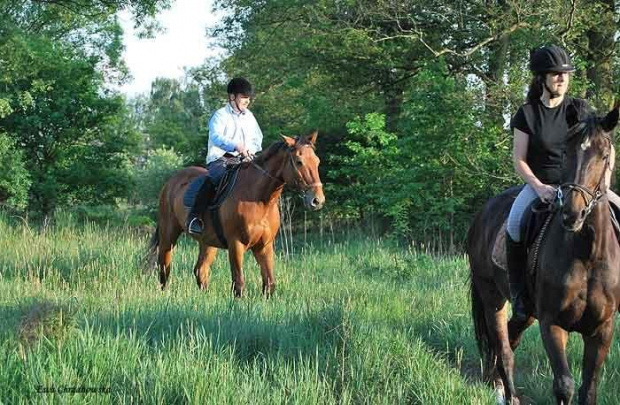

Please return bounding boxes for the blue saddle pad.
[184,176,206,209]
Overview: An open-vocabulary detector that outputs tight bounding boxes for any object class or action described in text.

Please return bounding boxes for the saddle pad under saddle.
[492,203,620,271]
[183,165,241,210]
[491,206,553,272]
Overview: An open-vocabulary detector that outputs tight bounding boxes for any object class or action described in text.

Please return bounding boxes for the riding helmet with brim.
[529,45,576,73]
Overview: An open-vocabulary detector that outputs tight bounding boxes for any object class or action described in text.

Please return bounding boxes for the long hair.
[526,74,545,104]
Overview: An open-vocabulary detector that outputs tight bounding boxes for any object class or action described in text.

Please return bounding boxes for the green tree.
[133,146,185,210]
[141,78,207,164]
[0,0,170,215]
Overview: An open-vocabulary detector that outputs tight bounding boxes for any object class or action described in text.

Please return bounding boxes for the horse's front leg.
[578,317,614,405]
[540,322,574,404]
[252,242,276,296]
[228,240,246,297]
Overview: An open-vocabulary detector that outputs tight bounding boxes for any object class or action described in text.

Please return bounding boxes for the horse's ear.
[281,135,296,147]
[601,102,620,133]
[305,130,318,145]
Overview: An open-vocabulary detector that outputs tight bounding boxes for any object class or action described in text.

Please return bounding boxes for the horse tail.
[470,272,497,379]
[144,224,160,273]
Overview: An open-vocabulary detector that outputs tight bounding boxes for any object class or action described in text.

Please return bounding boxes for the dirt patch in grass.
[18,300,77,347]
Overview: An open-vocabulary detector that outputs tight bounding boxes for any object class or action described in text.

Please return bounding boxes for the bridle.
[557,128,611,228]
[286,147,323,192]
[250,144,322,193]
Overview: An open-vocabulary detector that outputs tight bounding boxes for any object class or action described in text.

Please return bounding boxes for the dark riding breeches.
[190,158,229,217]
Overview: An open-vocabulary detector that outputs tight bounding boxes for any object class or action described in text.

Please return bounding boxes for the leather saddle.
[492,199,620,271]
[183,161,242,210]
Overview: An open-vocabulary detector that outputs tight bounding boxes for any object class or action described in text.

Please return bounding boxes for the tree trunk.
[484,0,509,126]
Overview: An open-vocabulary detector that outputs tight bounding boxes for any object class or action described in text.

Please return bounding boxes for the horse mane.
[567,113,606,145]
[253,140,288,166]
[250,135,316,167]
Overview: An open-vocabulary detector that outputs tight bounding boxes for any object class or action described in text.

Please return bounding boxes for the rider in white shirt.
[187,77,264,235]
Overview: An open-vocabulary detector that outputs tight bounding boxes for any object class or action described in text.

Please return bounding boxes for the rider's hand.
[236,143,249,158]
[535,184,557,203]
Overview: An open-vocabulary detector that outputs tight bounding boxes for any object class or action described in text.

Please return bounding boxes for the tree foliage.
[0,0,169,215]
[133,146,184,210]
[205,0,620,244]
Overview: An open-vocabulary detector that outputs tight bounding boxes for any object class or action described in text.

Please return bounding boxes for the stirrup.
[188,217,203,235]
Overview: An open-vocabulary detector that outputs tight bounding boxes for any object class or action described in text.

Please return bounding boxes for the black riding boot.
[506,233,530,321]
[187,178,214,235]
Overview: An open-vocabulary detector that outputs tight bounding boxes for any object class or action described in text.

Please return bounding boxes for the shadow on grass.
[89,300,349,366]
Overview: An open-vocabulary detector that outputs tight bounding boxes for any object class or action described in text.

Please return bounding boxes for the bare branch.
[418,21,529,59]
[559,0,577,44]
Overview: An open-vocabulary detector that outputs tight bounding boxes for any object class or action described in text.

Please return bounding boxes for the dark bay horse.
[147,131,325,297]
[468,105,620,404]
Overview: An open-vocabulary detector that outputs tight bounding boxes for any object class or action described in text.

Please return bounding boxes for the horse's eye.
[296,160,303,167]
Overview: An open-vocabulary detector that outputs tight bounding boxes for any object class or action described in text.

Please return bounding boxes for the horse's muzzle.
[304,190,325,211]
[561,210,586,232]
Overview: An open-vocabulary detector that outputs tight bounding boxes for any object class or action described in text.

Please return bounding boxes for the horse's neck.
[243,154,286,204]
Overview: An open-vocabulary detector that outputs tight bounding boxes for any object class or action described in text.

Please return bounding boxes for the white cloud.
[118,0,223,97]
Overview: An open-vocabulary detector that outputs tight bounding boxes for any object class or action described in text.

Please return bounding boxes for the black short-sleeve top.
[510,96,591,184]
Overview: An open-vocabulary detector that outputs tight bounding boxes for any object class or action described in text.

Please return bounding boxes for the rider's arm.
[513,128,544,190]
[248,114,263,154]
[208,110,236,152]
[513,128,557,202]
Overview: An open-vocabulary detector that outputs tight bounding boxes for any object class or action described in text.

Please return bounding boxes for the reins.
[250,145,322,192]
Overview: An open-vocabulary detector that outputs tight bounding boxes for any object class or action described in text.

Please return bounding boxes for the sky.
[117,0,223,97]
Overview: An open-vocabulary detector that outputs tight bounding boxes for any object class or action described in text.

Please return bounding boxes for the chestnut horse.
[147,132,325,297]
[468,106,620,404]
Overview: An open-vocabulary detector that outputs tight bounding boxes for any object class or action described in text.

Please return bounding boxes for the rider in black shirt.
[507,45,617,321]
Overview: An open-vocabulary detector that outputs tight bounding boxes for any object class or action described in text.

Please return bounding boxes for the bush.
[0,132,31,210]
[133,147,186,208]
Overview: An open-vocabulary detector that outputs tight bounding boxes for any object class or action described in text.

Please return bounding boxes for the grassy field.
[1,212,620,404]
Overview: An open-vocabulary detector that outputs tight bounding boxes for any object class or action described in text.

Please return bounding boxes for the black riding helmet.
[227,77,254,97]
[529,45,575,73]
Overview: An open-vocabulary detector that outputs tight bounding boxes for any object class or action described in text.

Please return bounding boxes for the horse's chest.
[237,210,279,246]
[544,273,616,332]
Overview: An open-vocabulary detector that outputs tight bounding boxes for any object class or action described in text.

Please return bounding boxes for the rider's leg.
[187,159,227,235]
[187,177,213,235]
[506,184,539,321]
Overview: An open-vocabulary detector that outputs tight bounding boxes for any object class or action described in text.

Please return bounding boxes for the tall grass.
[1,211,619,403]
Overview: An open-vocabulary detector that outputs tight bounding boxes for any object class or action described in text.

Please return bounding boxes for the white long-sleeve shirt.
[206,103,263,164]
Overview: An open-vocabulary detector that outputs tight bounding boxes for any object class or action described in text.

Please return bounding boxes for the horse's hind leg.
[485,303,521,404]
[194,244,217,290]
[158,225,183,290]
[473,276,520,404]
[252,242,276,296]
[578,317,613,405]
